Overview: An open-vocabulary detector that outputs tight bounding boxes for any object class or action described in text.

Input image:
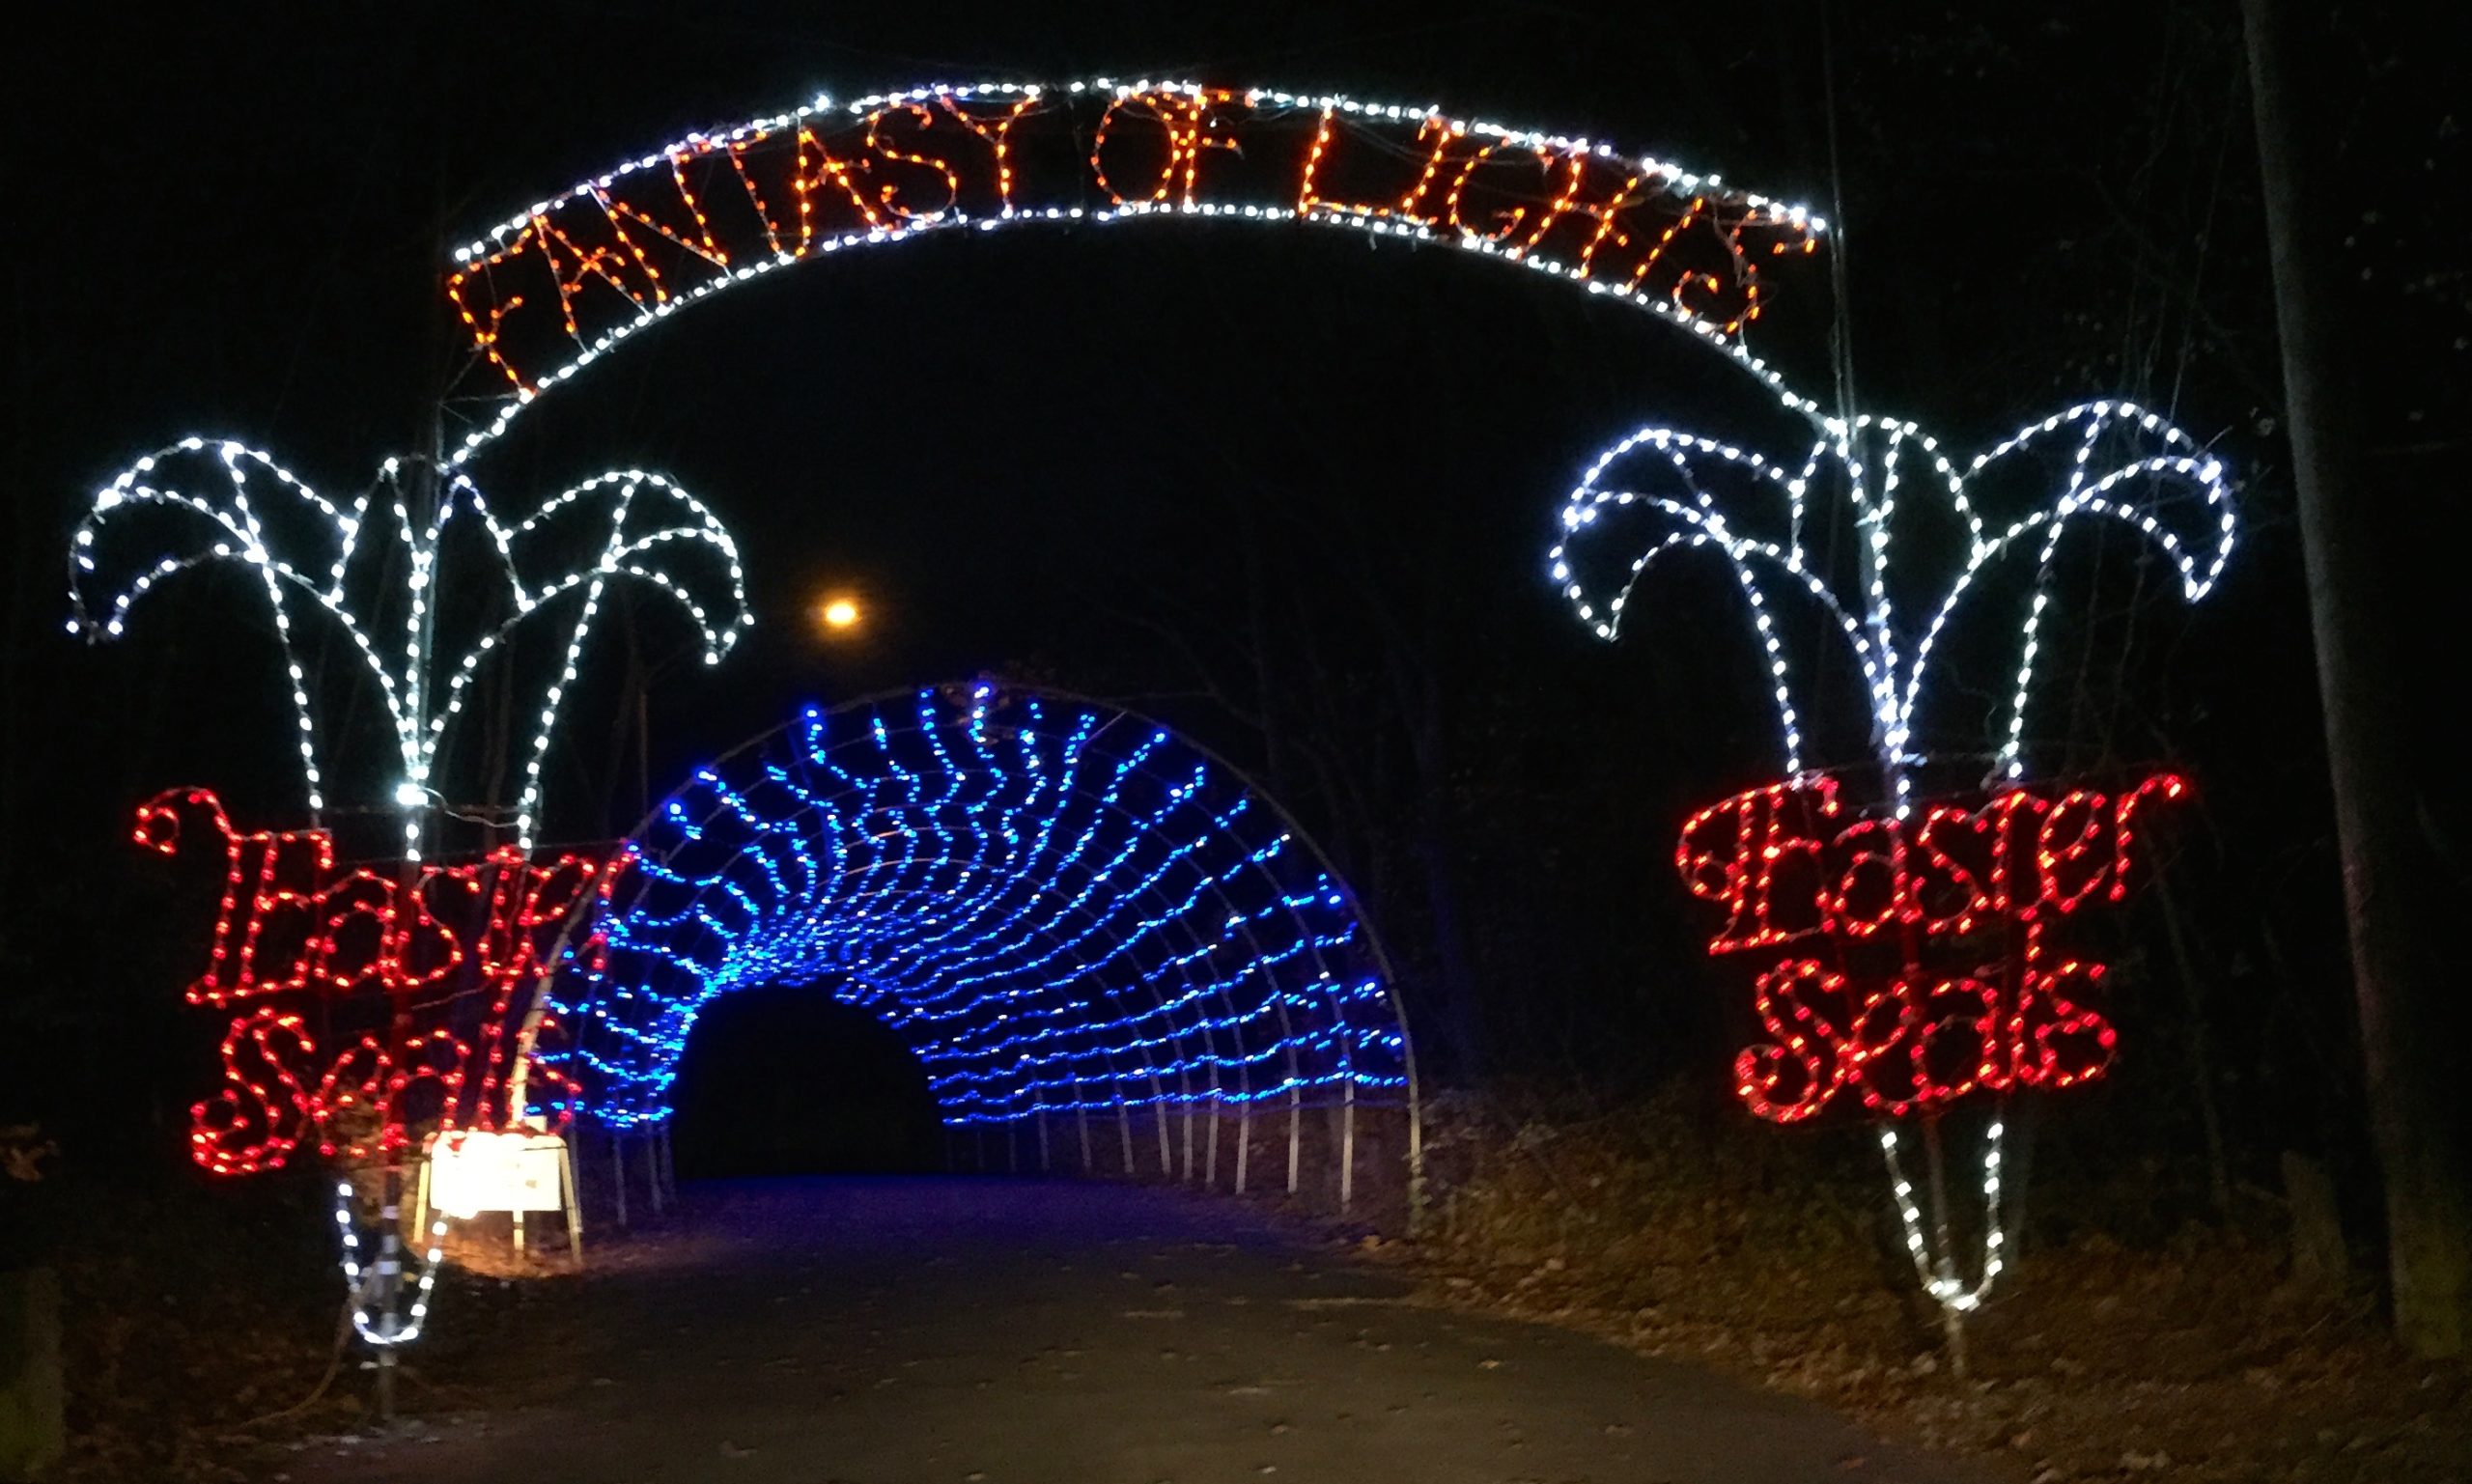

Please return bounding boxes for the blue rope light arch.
[541,682,1419,1211]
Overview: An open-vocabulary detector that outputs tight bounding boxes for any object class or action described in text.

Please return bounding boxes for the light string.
[439,78,1829,462]
[134,787,597,1176]
[1881,1118,2004,1315]
[334,1179,449,1347]
[540,686,1410,1136]
[69,440,752,853]
[1549,402,2235,805]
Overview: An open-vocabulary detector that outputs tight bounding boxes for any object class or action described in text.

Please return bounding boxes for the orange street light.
[817,595,862,632]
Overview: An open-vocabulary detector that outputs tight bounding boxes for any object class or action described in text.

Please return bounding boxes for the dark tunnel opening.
[669,987,946,1178]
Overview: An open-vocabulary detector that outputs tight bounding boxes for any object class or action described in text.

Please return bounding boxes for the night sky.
[3,4,2462,1183]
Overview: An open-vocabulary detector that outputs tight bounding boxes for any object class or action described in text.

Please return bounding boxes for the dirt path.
[277,1177,1986,1484]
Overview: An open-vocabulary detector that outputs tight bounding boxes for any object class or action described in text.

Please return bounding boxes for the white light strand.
[450,80,1824,264]
[68,441,752,850]
[333,1179,449,1347]
[1878,1120,2006,1313]
[1548,399,2236,803]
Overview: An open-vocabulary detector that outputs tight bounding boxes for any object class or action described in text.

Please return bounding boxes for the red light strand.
[138,788,596,1175]
[1680,773,2186,1123]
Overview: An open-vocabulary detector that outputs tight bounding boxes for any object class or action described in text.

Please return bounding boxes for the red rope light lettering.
[1684,773,2184,1123]
[138,788,597,1175]
[445,82,1825,407]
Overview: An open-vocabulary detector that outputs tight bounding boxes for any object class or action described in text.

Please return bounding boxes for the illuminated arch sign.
[444,78,1828,458]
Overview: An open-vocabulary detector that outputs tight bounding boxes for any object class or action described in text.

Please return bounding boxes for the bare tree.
[2245,0,2471,1357]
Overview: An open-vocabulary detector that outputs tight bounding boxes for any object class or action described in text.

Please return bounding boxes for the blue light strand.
[543,688,1409,1131]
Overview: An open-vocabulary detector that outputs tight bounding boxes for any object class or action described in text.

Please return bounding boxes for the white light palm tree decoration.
[68,437,750,854]
[1548,399,2235,801]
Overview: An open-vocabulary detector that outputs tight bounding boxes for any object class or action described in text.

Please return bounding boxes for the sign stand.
[419,1131,585,1268]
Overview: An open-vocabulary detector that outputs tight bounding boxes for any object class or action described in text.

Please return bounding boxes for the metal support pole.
[559,1139,585,1265]
[1339,1082,1357,1213]
[1234,1104,1251,1194]
[375,1163,402,1421]
[1406,1083,1428,1239]
[1286,1087,1302,1196]
[1036,1111,1052,1173]
[646,1135,664,1218]
[410,1156,432,1253]
[612,1133,630,1228]
[1922,1117,1971,1379]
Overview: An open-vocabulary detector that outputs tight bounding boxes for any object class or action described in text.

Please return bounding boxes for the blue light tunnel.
[541,684,1418,1192]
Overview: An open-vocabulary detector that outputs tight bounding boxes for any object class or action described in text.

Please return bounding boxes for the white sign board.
[428,1131,568,1218]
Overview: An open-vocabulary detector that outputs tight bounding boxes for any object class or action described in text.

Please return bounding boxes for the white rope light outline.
[439,77,1830,464]
[1880,1121,2005,1315]
[67,439,752,854]
[333,1180,447,1347]
[1548,401,2236,809]
[538,686,1415,1173]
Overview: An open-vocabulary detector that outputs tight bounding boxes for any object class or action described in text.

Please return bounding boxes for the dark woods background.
[1,3,2464,1240]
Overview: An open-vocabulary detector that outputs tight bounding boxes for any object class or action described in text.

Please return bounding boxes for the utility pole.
[2244,0,2470,1357]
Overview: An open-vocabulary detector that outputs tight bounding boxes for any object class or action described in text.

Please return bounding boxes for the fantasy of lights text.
[439,78,1828,458]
